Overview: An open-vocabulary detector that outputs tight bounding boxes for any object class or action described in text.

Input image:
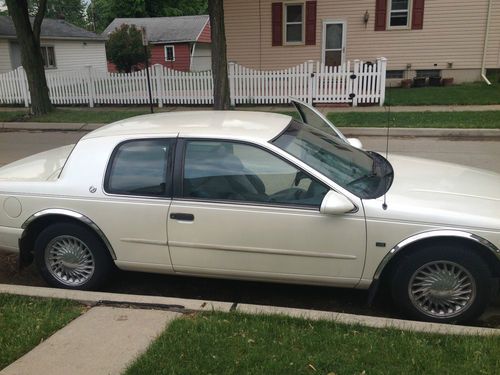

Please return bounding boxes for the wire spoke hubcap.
[45,235,95,287]
[409,260,476,319]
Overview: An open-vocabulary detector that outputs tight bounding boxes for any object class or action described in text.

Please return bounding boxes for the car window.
[182,140,329,207]
[106,139,173,197]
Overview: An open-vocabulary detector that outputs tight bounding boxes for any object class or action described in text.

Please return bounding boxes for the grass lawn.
[1,108,500,129]
[126,312,500,375]
[0,294,84,370]
[327,111,500,128]
[385,82,500,106]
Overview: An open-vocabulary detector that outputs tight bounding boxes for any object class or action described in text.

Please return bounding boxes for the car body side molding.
[21,208,117,259]
[373,229,500,281]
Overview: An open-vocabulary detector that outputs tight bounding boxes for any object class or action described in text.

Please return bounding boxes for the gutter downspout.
[481,0,493,85]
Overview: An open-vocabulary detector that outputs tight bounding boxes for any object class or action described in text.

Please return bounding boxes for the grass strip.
[385,82,500,106]
[0,294,84,370]
[1,108,500,129]
[327,111,500,128]
[126,312,500,375]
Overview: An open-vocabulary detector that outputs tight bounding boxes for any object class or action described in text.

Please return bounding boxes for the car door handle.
[170,213,195,221]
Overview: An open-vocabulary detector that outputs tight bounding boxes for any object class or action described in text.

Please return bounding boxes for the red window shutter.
[305,1,317,45]
[412,0,425,29]
[374,0,387,31]
[272,2,283,46]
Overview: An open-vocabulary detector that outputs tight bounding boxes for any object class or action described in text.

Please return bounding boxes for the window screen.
[389,0,410,27]
[285,4,304,43]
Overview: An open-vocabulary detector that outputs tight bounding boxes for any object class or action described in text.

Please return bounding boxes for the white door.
[322,21,346,67]
[167,139,366,287]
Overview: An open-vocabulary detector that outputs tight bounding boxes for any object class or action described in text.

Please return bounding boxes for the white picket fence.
[0,58,387,108]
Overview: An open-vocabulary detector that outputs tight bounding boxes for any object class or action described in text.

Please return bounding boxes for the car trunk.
[0,145,75,182]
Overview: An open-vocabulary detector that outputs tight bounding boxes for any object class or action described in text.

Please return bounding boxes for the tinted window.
[182,141,329,207]
[106,139,173,197]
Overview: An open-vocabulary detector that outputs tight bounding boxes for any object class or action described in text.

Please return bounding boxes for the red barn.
[103,15,211,72]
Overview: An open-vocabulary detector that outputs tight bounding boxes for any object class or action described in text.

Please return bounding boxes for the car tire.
[391,244,492,324]
[34,223,113,290]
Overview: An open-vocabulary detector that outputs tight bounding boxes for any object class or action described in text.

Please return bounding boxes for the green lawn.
[385,82,500,106]
[0,294,84,370]
[126,312,500,375]
[327,111,500,128]
[1,107,500,129]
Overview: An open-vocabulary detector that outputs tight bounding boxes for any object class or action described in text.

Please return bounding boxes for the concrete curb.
[1,122,499,138]
[1,283,498,336]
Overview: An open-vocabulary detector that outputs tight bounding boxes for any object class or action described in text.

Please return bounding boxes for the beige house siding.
[49,40,107,72]
[486,0,500,69]
[0,39,12,73]
[0,39,107,74]
[225,0,500,77]
[191,43,212,71]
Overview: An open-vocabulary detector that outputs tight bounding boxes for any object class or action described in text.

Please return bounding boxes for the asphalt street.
[0,130,499,325]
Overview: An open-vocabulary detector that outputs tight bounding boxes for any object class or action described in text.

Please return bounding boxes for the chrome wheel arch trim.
[373,230,500,281]
[21,208,117,259]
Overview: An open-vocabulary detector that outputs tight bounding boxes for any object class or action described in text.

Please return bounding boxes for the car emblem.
[89,186,97,193]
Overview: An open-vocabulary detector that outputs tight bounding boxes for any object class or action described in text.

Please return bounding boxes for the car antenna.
[382,83,392,211]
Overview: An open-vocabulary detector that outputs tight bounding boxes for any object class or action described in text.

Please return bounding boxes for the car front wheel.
[391,244,492,324]
[34,223,113,290]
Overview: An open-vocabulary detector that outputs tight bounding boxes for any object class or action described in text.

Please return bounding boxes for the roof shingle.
[101,15,210,44]
[0,16,105,40]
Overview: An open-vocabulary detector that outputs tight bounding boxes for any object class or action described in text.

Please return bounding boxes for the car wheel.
[391,244,492,324]
[34,223,113,290]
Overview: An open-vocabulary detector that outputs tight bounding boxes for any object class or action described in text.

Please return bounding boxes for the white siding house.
[0,16,107,74]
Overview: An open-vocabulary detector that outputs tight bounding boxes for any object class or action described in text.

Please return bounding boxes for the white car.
[0,107,499,324]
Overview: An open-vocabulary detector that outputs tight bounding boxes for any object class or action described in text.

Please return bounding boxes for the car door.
[97,138,176,269]
[167,138,366,287]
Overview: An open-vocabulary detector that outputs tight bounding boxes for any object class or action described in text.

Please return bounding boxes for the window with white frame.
[40,46,56,68]
[164,45,175,61]
[389,0,410,28]
[285,4,304,43]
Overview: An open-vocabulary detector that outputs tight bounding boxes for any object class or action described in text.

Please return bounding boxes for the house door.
[323,21,346,67]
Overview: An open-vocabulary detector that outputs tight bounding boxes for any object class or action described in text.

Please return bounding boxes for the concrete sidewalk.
[1,306,179,375]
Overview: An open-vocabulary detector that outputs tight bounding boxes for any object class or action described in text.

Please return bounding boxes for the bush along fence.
[0,58,387,108]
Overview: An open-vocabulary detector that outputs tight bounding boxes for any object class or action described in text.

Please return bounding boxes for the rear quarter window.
[105,139,174,197]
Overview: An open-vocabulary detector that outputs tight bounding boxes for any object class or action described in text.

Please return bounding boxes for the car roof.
[83,111,293,142]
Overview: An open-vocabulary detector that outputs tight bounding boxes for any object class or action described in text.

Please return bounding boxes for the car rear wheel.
[391,244,492,324]
[34,223,113,290]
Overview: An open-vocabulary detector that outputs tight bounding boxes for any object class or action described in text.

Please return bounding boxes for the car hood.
[364,154,500,231]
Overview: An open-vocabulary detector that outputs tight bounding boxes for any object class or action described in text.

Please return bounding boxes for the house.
[102,15,212,72]
[0,16,107,74]
[223,0,500,84]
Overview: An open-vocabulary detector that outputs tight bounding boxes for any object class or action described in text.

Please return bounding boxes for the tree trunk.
[208,0,230,110]
[6,0,53,115]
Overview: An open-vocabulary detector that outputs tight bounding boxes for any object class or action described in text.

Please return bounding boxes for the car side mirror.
[347,138,363,149]
[320,190,356,215]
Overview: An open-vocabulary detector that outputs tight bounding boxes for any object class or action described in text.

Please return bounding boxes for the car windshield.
[272,120,393,199]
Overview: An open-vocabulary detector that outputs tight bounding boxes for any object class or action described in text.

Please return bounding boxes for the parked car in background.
[0,109,498,324]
